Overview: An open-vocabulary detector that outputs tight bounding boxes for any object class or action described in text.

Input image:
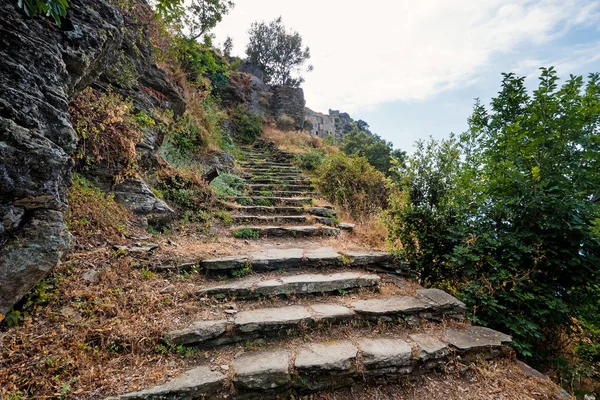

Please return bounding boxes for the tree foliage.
[246,17,312,86]
[386,137,461,285]
[17,0,68,26]
[155,0,234,39]
[341,122,405,175]
[454,68,600,363]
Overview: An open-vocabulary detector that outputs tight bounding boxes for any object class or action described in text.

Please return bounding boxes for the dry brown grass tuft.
[304,358,569,400]
[262,125,339,155]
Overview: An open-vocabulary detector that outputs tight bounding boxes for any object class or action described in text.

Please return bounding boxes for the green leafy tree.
[17,0,68,26]
[223,36,233,57]
[246,17,312,86]
[386,137,461,285]
[454,68,600,364]
[155,0,234,39]
[341,125,405,175]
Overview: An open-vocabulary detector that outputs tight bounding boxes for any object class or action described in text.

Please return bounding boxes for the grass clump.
[233,228,260,239]
[153,166,216,218]
[66,173,131,240]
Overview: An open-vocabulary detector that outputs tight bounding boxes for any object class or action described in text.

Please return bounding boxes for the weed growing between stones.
[233,228,260,239]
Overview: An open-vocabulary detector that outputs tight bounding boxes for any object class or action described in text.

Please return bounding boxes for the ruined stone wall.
[305,107,337,138]
[271,86,305,130]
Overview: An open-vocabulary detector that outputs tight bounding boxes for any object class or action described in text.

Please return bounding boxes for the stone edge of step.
[106,326,512,399]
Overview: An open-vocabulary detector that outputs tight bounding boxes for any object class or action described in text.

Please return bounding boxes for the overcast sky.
[212,0,600,152]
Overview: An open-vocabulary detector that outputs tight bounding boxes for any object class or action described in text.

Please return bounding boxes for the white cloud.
[212,0,600,113]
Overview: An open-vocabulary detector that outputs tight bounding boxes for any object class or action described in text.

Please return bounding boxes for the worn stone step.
[198,271,381,300]
[200,247,398,274]
[246,191,318,197]
[245,183,314,191]
[249,173,304,179]
[226,205,306,216]
[227,196,313,206]
[231,215,308,224]
[239,161,294,168]
[163,289,467,348]
[248,177,312,185]
[111,326,511,399]
[232,225,339,238]
[245,167,300,173]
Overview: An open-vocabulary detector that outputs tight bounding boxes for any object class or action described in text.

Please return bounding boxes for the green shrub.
[210,173,244,196]
[155,167,216,214]
[296,149,325,171]
[231,105,263,144]
[233,228,260,239]
[175,38,230,95]
[316,153,390,220]
[385,137,461,285]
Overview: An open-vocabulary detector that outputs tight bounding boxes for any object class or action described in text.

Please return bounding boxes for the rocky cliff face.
[0,0,182,318]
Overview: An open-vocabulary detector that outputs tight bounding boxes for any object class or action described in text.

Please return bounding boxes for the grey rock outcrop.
[0,0,125,318]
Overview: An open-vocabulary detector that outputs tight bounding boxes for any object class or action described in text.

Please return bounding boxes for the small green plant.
[233,228,260,239]
[4,310,24,327]
[255,198,273,207]
[231,262,252,278]
[156,343,200,358]
[214,210,233,225]
[140,268,155,280]
[243,339,265,351]
[236,198,253,206]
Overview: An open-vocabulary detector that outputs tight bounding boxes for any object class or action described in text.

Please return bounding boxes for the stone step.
[245,167,300,173]
[109,326,511,399]
[249,173,303,179]
[163,289,467,348]
[244,183,313,191]
[200,247,398,274]
[231,215,308,224]
[248,177,312,185]
[246,191,318,197]
[239,161,294,168]
[232,225,339,238]
[197,271,381,300]
[226,205,306,215]
[226,196,313,206]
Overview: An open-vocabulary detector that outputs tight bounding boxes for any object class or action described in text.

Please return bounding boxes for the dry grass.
[262,125,339,155]
[304,358,569,400]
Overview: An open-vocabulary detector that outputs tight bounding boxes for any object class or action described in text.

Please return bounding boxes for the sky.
[212,0,600,152]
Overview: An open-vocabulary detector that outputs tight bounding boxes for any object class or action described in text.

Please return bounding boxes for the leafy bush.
[295,149,325,171]
[154,166,216,214]
[316,153,390,221]
[210,173,244,196]
[230,105,263,144]
[175,37,230,95]
[66,174,131,240]
[341,124,406,175]
[69,88,142,183]
[386,138,461,285]
[233,228,260,239]
[453,69,600,366]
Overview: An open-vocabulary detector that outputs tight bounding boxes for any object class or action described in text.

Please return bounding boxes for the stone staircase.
[107,143,514,399]
[225,144,355,239]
